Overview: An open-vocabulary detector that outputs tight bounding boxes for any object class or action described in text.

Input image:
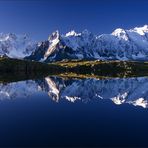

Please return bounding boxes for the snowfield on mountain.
[27,25,148,62]
[1,25,148,61]
[0,33,36,58]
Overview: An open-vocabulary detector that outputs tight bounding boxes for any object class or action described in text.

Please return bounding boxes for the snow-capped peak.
[42,31,61,61]
[65,30,80,37]
[0,33,36,58]
[48,30,60,41]
[27,24,148,62]
[112,28,125,35]
[132,25,148,35]
[112,28,128,40]
[65,29,91,37]
[0,33,17,41]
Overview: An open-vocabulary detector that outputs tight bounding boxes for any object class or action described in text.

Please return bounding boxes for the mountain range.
[1,25,148,62]
[0,33,36,58]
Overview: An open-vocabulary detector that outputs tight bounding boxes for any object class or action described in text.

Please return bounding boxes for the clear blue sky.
[0,0,148,40]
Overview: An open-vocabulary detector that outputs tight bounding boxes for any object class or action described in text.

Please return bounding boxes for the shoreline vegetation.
[0,57,148,82]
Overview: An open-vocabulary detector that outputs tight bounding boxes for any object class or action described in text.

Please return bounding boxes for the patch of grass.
[0,58,148,82]
[52,60,148,77]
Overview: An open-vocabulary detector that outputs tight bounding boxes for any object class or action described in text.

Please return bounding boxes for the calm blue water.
[0,76,148,147]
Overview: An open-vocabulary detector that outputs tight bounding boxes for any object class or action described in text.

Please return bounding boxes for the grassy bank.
[0,58,148,80]
[53,60,148,77]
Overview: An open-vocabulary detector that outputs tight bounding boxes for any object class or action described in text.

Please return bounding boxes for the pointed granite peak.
[48,30,60,41]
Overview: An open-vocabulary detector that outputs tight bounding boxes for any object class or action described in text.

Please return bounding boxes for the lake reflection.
[0,76,148,108]
[1,75,148,147]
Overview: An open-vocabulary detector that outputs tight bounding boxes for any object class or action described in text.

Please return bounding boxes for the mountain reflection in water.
[0,76,148,109]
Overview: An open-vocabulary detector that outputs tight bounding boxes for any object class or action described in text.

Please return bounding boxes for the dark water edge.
[0,72,48,83]
[1,72,148,84]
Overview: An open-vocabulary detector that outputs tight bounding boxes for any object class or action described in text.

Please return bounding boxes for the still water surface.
[0,76,148,147]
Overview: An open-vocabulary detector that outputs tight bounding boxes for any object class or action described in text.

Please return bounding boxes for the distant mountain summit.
[1,25,148,61]
[0,33,36,58]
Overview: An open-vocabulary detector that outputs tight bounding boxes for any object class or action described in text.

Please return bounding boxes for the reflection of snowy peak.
[28,25,148,62]
[0,80,39,100]
[0,33,36,58]
[0,76,148,108]
[60,77,148,108]
[36,77,60,102]
[38,76,148,108]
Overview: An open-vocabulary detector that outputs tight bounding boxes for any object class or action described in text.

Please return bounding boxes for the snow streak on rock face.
[28,25,148,62]
[0,76,148,109]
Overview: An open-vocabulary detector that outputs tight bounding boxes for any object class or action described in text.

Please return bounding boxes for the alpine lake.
[0,58,148,147]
